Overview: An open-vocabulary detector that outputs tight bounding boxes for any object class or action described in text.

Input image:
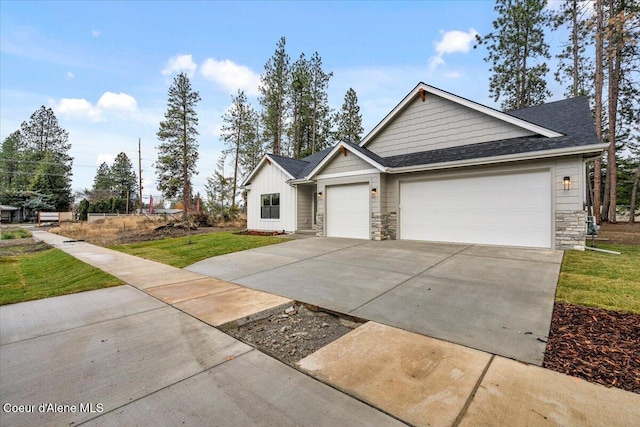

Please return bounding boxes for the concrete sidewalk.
[2,230,637,426]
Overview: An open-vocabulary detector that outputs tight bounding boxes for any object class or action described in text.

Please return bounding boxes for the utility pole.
[138,138,143,213]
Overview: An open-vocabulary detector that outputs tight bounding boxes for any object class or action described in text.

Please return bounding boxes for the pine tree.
[475,0,551,110]
[308,52,333,154]
[239,117,264,181]
[550,0,594,97]
[221,90,257,209]
[156,72,201,214]
[259,37,290,156]
[111,152,138,212]
[28,151,71,211]
[92,162,114,200]
[335,88,364,144]
[19,106,73,210]
[205,156,234,220]
[290,53,312,159]
[0,131,25,191]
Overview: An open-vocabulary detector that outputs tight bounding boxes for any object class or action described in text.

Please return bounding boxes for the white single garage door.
[326,183,370,239]
[400,170,551,248]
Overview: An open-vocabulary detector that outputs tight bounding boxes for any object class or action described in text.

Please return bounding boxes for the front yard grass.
[0,247,124,305]
[557,244,640,314]
[110,231,289,268]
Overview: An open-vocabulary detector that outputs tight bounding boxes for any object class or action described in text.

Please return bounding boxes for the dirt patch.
[544,302,640,394]
[223,303,363,365]
[595,222,640,245]
[235,230,288,237]
[50,216,246,246]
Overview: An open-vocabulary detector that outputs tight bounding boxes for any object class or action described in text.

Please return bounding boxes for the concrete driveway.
[187,238,563,365]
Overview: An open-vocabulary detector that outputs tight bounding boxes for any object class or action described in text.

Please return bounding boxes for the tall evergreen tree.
[205,156,234,220]
[550,0,594,97]
[335,88,364,144]
[19,106,73,210]
[111,152,138,211]
[475,0,551,110]
[156,72,201,214]
[290,53,312,159]
[28,151,72,211]
[0,131,25,191]
[92,162,114,199]
[259,37,290,156]
[308,52,333,154]
[239,117,264,181]
[221,90,257,209]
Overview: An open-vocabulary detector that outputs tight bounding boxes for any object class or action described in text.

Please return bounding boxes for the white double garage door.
[325,170,552,248]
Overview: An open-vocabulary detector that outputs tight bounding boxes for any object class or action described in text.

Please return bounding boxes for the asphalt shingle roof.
[507,96,600,144]
[264,95,603,178]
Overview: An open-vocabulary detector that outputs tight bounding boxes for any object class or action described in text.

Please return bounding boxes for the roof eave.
[388,143,609,174]
[306,142,386,179]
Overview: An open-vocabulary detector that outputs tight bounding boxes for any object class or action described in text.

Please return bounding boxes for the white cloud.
[55,98,102,121]
[66,71,75,79]
[53,91,138,122]
[92,29,101,38]
[429,28,478,70]
[201,58,260,96]
[97,92,137,112]
[96,153,115,166]
[162,54,197,77]
[435,28,478,56]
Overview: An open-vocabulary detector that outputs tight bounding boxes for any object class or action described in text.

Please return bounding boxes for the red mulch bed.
[543,302,640,394]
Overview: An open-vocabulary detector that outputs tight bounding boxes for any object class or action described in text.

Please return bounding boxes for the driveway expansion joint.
[452,354,495,427]
[347,244,472,314]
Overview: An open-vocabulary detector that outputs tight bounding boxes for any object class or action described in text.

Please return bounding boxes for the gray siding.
[366,94,535,157]
[318,151,376,176]
[296,185,314,230]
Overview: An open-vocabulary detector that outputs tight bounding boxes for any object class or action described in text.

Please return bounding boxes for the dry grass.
[50,216,247,246]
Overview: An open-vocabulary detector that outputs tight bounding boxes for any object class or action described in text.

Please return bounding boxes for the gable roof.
[358,82,563,149]
[305,142,387,179]
[241,148,333,186]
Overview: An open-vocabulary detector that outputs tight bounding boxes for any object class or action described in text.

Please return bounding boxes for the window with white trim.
[261,193,280,219]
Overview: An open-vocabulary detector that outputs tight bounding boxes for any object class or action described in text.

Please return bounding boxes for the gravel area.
[544,302,640,394]
[223,303,363,365]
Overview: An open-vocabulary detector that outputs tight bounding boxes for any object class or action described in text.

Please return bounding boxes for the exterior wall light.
[318,191,323,198]
[371,188,377,196]
[563,176,571,190]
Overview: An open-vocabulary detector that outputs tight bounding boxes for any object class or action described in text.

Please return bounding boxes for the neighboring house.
[0,205,20,223]
[242,83,607,250]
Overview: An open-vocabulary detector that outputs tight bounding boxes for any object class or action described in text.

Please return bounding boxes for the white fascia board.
[359,83,562,148]
[241,154,295,186]
[316,169,380,180]
[307,143,386,179]
[388,143,609,174]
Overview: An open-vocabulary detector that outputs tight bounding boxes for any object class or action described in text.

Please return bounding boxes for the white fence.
[38,211,73,225]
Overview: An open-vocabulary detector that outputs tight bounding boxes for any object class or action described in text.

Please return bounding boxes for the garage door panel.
[400,171,551,248]
[326,184,369,239]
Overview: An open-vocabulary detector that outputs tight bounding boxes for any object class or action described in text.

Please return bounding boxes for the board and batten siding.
[366,94,535,157]
[246,162,296,232]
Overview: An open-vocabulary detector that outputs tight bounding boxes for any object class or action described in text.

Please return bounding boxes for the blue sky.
[1,0,572,202]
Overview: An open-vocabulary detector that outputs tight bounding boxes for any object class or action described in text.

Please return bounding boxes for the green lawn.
[0,248,124,305]
[1,228,32,239]
[557,244,640,314]
[110,231,289,268]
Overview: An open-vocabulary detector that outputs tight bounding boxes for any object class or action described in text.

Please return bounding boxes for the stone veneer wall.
[315,212,324,237]
[371,213,388,240]
[555,210,586,250]
[387,212,397,240]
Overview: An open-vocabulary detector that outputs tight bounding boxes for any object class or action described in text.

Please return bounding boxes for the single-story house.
[242,83,607,250]
[0,205,20,223]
